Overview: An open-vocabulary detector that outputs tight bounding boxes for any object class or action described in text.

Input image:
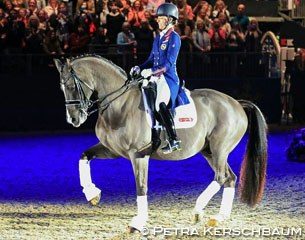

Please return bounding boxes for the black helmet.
[156,3,179,20]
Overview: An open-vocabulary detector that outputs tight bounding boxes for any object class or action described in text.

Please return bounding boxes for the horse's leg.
[79,142,118,204]
[128,151,150,232]
[192,151,221,222]
[208,164,237,226]
[193,149,237,225]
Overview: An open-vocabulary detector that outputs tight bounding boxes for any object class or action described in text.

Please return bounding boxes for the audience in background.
[127,0,145,30]
[211,0,229,20]
[176,0,194,29]
[230,3,249,33]
[175,13,192,53]
[208,18,226,52]
[244,18,262,52]
[116,21,137,54]
[69,24,90,53]
[105,1,124,44]
[44,0,59,17]
[0,0,267,69]
[226,22,244,52]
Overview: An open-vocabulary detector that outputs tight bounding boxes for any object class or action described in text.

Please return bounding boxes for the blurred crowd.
[0,0,263,58]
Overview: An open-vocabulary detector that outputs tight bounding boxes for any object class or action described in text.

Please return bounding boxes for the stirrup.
[161,139,181,154]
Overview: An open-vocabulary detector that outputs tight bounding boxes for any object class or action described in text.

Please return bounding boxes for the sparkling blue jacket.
[140,28,189,108]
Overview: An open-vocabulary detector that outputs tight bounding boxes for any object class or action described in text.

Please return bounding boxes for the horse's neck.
[98,88,141,130]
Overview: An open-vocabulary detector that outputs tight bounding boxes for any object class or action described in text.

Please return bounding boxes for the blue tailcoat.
[140,28,188,109]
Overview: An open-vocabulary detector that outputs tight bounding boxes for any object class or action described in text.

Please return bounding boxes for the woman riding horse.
[130,3,187,154]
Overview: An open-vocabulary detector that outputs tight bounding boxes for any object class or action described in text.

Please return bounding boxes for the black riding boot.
[158,102,181,154]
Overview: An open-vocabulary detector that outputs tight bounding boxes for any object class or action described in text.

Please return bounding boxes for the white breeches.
[149,75,170,112]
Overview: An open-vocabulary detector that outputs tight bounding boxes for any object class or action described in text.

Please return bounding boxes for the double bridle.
[60,66,141,116]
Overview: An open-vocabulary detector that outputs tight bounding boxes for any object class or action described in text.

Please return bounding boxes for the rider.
[130,3,182,154]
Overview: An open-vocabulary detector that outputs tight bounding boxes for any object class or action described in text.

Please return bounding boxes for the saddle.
[141,82,197,151]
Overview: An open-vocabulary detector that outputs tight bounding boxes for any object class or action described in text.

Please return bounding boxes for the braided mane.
[69,54,128,79]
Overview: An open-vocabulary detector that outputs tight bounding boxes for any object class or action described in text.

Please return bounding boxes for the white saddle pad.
[142,88,197,129]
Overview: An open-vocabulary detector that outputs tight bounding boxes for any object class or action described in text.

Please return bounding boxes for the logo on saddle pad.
[142,88,197,129]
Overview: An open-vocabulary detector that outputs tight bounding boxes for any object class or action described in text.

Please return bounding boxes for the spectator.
[17,7,27,27]
[105,1,124,44]
[90,25,106,46]
[230,3,249,33]
[208,17,226,52]
[244,18,262,52]
[43,29,63,66]
[69,24,90,53]
[127,0,145,30]
[43,29,63,54]
[174,12,192,53]
[117,0,131,17]
[0,8,9,52]
[3,0,14,16]
[211,0,229,20]
[192,19,210,73]
[6,9,26,53]
[193,0,211,19]
[141,0,154,14]
[192,19,210,53]
[76,0,95,16]
[56,2,73,51]
[195,6,211,28]
[176,0,194,29]
[44,0,59,17]
[117,21,137,54]
[24,15,44,53]
[134,18,154,62]
[144,9,158,33]
[147,0,164,13]
[27,0,39,18]
[11,0,26,11]
[226,22,245,52]
[37,9,47,32]
[97,0,109,27]
[218,11,230,35]
[35,0,46,11]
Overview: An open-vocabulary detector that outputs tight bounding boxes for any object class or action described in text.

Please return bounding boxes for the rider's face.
[157,16,168,30]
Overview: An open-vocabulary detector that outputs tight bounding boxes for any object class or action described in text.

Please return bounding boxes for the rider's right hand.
[130,66,141,79]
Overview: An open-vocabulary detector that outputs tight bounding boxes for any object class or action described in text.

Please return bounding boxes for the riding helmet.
[156,3,179,20]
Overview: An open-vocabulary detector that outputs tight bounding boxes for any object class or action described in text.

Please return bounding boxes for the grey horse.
[54,55,267,232]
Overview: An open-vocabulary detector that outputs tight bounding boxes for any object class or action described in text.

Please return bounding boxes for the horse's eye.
[66,84,76,91]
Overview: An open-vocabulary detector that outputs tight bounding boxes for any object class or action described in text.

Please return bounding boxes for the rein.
[62,66,143,116]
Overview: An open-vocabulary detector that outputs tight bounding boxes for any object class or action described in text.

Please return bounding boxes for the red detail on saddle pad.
[178,118,193,122]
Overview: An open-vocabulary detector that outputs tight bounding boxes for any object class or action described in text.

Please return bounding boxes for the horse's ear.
[66,58,71,71]
[54,58,63,73]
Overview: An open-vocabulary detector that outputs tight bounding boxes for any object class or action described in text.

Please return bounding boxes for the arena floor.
[0,126,304,240]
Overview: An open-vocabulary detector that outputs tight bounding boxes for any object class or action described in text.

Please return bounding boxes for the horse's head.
[54,58,94,127]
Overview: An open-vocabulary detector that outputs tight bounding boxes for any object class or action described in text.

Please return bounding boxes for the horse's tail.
[238,100,268,207]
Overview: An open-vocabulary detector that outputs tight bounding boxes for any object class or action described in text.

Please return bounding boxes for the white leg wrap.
[137,196,148,219]
[193,181,221,213]
[79,160,101,201]
[219,187,235,218]
[129,196,148,231]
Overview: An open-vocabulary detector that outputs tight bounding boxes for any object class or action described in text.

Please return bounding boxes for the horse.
[54,55,268,232]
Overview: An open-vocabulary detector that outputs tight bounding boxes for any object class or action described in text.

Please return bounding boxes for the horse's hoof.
[89,193,101,206]
[207,218,219,227]
[192,213,203,224]
[191,210,204,224]
[127,226,141,234]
